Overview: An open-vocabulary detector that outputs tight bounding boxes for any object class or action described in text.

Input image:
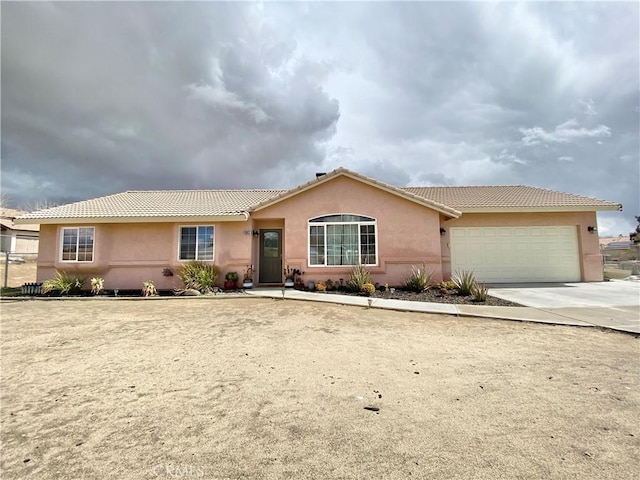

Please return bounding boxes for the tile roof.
[1,208,40,231]
[15,168,621,223]
[16,190,284,222]
[599,236,631,247]
[403,186,622,212]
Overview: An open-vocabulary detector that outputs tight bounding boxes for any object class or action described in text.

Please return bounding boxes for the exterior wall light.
[252,230,260,237]
[587,226,597,234]
[440,228,446,236]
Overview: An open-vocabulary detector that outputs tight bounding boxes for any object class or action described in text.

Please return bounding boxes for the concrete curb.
[245,289,596,329]
[3,289,637,334]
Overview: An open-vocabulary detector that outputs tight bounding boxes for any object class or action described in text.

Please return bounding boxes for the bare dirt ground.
[0,261,37,288]
[1,298,638,479]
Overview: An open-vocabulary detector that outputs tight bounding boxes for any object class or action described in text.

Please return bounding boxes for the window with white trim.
[61,227,95,262]
[308,215,377,266]
[179,226,214,261]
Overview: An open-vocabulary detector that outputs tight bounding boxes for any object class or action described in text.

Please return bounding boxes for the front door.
[259,229,282,284]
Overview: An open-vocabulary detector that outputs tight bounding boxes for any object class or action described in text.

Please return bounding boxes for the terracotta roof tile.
[403,186,621,212]
[16,190,285,221]
[15,171,621,223]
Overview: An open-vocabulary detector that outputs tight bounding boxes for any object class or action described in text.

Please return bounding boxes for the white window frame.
[178,225,215,262]
[59,226,95,263]
[307,214,378,267]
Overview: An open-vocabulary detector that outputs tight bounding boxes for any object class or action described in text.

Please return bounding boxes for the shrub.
[403,264,434,292]
[225,271,239,282]
[472,282,489,302]
[42,271,85,295]
[142,280,158,297]
[436,280,456,291]
[452,270,476,296]
[361,282,376,296]
[180,262,219,294]
[347,264,371,292]
[316,281,326,292]
[90,277,104,295]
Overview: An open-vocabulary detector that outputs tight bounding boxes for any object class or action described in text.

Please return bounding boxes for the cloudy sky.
[2,1,638,235]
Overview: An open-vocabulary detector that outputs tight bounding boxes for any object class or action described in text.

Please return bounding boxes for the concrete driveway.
[489,280,640,333]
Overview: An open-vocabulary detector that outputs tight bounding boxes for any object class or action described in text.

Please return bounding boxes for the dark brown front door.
[259,229,282,284]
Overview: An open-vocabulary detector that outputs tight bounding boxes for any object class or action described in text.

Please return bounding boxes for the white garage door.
[450,226,581,283]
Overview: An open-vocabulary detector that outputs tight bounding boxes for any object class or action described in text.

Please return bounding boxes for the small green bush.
[472,282,489,302]
[347,264,371,292]
[361,282,376,296]
[42,271,85,295]
[452,269,476,296]
[180,262,219,294]
[403,264,434,292]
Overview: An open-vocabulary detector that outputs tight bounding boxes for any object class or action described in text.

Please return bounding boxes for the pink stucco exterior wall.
[251,175,444,286]
[34,176,605,289]
[36,221,256,290]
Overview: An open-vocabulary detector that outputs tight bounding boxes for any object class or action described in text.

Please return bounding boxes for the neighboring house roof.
[603,241,632,249]
[600,236,632,249]
[403,185,622,212]
[0,208,40,232]
[14,167,622,224]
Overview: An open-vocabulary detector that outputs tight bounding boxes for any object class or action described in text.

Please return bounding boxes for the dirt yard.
[0,261,37,288]
[1,298,638,479]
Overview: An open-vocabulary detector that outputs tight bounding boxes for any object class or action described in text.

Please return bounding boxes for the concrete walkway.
[246,288,639,334]
[489,280,640,308]
[489,280,640,334]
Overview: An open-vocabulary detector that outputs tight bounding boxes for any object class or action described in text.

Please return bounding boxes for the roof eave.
[0,224,40,231]
[458,205,623,213]
[14,213,250,225]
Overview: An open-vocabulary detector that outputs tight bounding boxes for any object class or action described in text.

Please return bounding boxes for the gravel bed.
[325,288,522,307]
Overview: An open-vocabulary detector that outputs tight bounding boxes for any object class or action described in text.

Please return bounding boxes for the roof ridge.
[124,188,286,193]
[29,191,127,212]
[404,185,529,188]
[247,166,461,218]
[14,170,622,222]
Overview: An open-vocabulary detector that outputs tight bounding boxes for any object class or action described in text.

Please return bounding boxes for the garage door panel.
[450,226,580,283]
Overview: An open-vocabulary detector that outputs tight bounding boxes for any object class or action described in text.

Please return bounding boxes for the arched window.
[308,214,377,266]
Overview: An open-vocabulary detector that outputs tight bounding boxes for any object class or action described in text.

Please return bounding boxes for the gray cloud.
[1,1,638,235]
[519,119,612,146]
[1,1,339,197]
